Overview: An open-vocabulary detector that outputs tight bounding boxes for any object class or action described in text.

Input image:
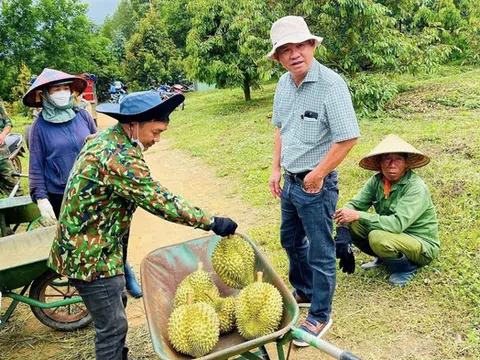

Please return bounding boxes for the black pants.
[47,192,64,218]
[71,276,129,360]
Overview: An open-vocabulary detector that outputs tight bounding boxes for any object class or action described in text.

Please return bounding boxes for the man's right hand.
[268,169,282,198]
[37,198,57,225]
[334,208,360,225]
[212,217,238,237]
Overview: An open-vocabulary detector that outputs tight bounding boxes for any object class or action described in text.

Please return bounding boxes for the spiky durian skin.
[235,282,283,340]
[173,269,220,309]
[167,302,220,357]
[212,296,236,334]
[212,236,255,289]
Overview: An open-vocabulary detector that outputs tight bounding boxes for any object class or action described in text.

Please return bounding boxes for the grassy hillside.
[166,65,480,359]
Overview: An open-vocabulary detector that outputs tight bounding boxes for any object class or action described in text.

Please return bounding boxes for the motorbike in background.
[5,133,26,174]
[156,85,185,110]
[108,89,127,104]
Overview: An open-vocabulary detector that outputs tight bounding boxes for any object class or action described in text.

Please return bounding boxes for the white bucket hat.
[267,16,323,60]
[359,134,431,171]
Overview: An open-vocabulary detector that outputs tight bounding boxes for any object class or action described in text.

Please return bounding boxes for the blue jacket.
[29,109,97,202]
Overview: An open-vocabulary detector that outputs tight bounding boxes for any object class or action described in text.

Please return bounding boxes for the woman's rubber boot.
[381,254,418,287]
[124,263,143,298]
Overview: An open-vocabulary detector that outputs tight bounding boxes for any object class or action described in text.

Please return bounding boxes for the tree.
[101,0,137,41]
[0,0,36,100]
[0,0,114,100]
[186,0,275,101]
[33,0,96,72]
[154,0,192,54]
[11,63,32,115]
[123,9,183,90]
[109,30,127,64]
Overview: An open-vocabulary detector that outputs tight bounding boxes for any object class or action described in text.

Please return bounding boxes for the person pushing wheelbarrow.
[47,91,238,360]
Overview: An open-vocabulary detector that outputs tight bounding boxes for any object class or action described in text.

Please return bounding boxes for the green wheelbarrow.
[0,195,46,236]
[141,232,362,360]
[0,226,92,331]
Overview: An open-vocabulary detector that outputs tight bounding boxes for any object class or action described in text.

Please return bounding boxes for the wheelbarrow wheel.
[29,269,93,331]
[11,156,22,173]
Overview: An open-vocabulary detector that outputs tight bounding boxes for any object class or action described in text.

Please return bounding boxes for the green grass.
[0,66,478,359]
[165,66,480,359]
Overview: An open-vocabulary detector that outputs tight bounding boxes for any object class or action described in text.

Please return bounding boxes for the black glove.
[211,217,238,237]
[334,227,355,274]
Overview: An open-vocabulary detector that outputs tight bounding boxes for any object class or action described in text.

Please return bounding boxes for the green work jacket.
[345,169,440,261]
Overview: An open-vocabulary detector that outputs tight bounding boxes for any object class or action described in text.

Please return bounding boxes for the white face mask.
[50,90,72,107]
[131,123,144,152]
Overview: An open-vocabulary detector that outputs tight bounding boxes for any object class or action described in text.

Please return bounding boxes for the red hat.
[23,68,87,107]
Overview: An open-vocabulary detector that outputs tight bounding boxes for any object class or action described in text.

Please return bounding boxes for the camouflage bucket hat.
[96,91,185,123]
[23,68,87,107]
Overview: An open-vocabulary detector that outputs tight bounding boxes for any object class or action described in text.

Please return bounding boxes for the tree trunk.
[243,72,251,101]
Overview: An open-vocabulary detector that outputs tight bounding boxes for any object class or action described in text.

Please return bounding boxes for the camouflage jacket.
[0,101,13,131]
[48,123,214,281]
[0,101,13,160]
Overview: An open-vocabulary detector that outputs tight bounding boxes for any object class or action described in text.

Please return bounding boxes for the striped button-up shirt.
[272,59,360,173]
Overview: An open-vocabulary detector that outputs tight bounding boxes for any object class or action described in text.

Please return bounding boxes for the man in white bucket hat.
[267,16,360,346]
[334,134,439,287]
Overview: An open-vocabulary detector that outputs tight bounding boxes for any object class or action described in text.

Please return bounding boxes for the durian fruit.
[167,293,220,357]
[173,262,220,309]
[236,271,283,340]
[212,235,255,289]
[210,296,236,334]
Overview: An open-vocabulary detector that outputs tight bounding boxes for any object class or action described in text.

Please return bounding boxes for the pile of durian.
[167,235,284,357]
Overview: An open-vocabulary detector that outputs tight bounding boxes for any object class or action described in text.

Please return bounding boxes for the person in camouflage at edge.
[0,100,21,196]
[48,91,238,360]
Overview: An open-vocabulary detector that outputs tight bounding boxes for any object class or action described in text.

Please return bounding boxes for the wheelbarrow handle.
[340,352,363,360]
[290,326,363,360]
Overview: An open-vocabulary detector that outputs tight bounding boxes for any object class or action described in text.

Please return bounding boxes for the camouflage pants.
[0,158,21,196]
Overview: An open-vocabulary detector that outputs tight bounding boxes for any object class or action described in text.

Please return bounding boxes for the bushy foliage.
[10,64,32,116]
[123,9,184,90]
[108,30,127,64]
[0,0,114,102]
[154,0,192,55]
[101,0,138,41]
[346,73,398,115]
[100,0,479,109]
[185,0,276,101]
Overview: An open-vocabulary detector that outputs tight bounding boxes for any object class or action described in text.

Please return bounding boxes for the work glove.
[334,226,355,274]
[37,198,57,225]
[211,217,238,237]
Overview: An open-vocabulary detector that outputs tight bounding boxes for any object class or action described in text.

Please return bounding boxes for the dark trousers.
[47,192,64,218]
[280,171,339,322]
[71,276,129,360]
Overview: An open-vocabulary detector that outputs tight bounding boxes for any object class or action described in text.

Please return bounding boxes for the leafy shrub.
[346,73,398,115]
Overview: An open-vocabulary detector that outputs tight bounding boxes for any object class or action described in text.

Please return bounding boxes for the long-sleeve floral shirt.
[48,123,214,281]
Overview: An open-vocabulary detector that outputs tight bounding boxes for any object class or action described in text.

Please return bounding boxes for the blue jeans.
[71,276,129,360]
[280,171,338,322]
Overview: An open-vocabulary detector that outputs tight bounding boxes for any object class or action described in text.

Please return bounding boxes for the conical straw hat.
[23,68,87,107]
[359,134,430,171]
